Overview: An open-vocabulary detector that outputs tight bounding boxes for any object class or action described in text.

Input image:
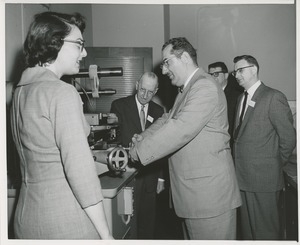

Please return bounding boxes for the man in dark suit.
[110,72,165,239]
[129,37,241,240]
[208,62,243,148]
[232,55,296,240]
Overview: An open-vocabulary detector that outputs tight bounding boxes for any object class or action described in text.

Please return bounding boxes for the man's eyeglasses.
[209,71,226,77]
[160,56,177,69]
[160,52,183,69]
[63,39,85,52]
[232,65,254,77]
[139,88,156,97]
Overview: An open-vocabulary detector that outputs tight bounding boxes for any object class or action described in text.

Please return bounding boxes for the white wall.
[5,3,296,101]
[49,4,93,47]
[169,4,296,100]
[5,4,23,84]
[91,4,165,68]
[5,3,93,83]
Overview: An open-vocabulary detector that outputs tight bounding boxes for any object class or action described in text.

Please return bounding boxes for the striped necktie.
[140,105,146,131]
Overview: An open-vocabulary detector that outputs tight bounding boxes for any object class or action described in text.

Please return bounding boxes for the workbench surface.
[99,169,138,198]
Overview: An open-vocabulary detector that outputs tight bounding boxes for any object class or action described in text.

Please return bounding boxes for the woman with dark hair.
[10,11,113,239]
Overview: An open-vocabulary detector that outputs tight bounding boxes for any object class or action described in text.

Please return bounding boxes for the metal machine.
[64,65,128,173]
[93,147,128,174]
[64,65,136,239]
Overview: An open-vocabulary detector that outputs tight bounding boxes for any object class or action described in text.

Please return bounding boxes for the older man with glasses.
[208,62,243,149]
[110,72,166,239]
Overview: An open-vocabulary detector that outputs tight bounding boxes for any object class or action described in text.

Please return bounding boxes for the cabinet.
[100,170,137,239]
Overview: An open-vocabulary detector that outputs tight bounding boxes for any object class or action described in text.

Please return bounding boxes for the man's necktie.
[140,105,146,131]
[234,91,248,139]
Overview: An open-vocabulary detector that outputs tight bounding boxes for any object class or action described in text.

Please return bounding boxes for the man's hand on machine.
[128,144,139,163]
[128,134,143,163]
[131,133,143,144]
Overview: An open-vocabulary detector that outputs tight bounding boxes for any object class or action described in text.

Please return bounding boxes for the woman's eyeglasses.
[63,39,85,52]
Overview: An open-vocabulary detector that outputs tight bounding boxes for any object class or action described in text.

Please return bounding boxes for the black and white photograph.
[2,0,297,244]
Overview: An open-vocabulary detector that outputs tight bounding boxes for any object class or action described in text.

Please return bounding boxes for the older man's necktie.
[140,105,146,131]
[234,91,248,139]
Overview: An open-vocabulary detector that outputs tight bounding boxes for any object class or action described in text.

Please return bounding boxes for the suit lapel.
[169,68,206,119]
[169,90,186,118]
[145,102,154,129]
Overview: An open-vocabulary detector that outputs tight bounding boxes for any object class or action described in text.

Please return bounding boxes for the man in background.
[110,72,165,239]
[232,55,296,240]
[129,37,242,240]
[208,61,243,148]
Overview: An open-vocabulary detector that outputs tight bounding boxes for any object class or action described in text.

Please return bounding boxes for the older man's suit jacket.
[111,95,164,238]
[111,95,164,190]
[134,68,242,219]
[233,83,296,192]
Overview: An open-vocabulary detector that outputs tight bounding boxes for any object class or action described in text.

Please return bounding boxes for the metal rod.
[70,67,123,78]
[78,90,116,95]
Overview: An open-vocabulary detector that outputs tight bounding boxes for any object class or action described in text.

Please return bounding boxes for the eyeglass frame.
[138,87,157,97]
[208,71,227,77]
[232,65,254,77]
[62,39,85,52]
[160,52,184,69]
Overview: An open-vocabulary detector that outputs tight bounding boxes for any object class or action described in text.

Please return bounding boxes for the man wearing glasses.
[110,72,165,239]
[208,62,243,148]
[129,37,242,240]
[232,55,296,240]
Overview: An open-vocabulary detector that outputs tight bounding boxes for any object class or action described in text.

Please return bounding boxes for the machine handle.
[107,147,128,172]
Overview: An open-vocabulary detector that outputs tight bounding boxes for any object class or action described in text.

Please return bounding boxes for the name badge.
[147,115,154,123]
[248,100,256,108]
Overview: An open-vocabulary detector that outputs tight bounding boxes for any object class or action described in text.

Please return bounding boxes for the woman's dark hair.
[24,11,86,67]
[162,37,198,66]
